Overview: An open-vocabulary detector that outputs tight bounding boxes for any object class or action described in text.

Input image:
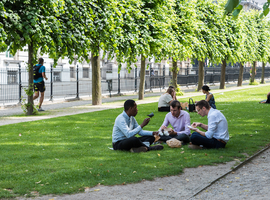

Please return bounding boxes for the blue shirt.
[205,108,229,142]
[112,111,153,143]
[33,64,46,83]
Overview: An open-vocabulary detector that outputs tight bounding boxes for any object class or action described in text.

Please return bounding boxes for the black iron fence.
[1,64,269,106]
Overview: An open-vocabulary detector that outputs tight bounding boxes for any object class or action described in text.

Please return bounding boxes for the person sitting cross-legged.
[188,100,229,149]
[158,100,191,145]
[112,99,163,153]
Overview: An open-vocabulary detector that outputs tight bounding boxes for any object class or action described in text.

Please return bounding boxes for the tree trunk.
[220,59,226,89]
[197,60,204,91]
[27,43,34,115]
[91,48,102,105]
[139,55,146,100]
[171,59,178,89]
[237,62,244,87]
[250,61,256,83]
[261,62,265,84]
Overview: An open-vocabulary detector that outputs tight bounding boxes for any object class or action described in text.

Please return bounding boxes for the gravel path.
[0,81,269,200]
[191,148,270,200]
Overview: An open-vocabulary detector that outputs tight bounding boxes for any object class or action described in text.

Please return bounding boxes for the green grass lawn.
[0,85,270,198]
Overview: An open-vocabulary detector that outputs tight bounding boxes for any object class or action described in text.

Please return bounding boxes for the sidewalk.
[1,80,269,126]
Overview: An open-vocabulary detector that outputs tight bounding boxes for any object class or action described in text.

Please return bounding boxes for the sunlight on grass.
[0,85,270,198]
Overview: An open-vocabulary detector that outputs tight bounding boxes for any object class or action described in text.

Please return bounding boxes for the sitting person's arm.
[190,122,206,137]
[117,118,143,138]
[159,114,170,131]
[134,117,155,136]
[205,94,213,102]
[192,122,208,131]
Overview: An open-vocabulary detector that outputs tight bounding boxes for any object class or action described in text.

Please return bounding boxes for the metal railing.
[1,64,269,106]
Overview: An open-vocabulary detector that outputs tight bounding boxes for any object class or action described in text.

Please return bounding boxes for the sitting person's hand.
[152,131,159,136]
[191,122,201,128]
[140,118,150,128]
[169,129,177,136]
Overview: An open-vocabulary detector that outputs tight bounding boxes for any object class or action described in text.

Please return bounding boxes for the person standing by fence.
[33,58,48,111]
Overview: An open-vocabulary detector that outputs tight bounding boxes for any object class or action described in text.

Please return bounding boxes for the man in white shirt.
[188,100,229,149]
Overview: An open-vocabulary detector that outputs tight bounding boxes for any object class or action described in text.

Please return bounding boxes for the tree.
[244,11,260,84]
[219,7,243,89]
[170,0,197,89]
[1,0,94,115]
[0,0,8,52]
[82,0,136,105]
[192,0,226,91]
[113,0,176,100]
[257,18,270,84]
[236,11,259,86]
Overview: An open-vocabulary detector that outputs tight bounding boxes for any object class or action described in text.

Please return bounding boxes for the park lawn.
[0,85,269,198]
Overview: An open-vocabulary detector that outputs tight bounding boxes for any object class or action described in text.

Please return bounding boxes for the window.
[83,67,89,78]
[53,72,61,82]
[7,70,17,84]
[70,67,75,78]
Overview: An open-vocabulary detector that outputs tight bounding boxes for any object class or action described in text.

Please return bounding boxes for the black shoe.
[130,146,148,153]
[148,145,164,151]
[38,108,45,111]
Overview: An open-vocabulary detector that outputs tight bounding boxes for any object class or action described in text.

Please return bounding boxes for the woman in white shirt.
[158,87,176,112]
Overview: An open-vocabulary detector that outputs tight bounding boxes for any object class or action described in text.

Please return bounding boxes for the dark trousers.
[266,95,270,103]
[190,132,226,149]
[158,107,170,112]
[113,136,155,151]
[159,134,190,144]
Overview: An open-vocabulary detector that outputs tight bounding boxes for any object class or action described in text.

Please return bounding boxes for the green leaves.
[232,4,243,19]
[224,0,240,13]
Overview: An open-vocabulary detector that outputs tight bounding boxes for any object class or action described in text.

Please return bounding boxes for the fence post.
[76,64,79,99]
[150,65,152,91]
[118,72,120,94]
[49,63,53,101]
[135,67,137,92]
[19,63,22,103]
[163,65,165,89]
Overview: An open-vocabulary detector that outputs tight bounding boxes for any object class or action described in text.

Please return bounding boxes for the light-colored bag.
[166,138,182,148]
[181,102,189,110]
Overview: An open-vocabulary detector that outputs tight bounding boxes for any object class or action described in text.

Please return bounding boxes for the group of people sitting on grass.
[112,84,228,152]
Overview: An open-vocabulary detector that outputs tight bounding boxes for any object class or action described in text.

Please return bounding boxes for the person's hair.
[202,85,210,91]
[124,99,135,111]
[169,85,175,89]
[196,100,210,110]
[170,100,181,109]
[38,58,44,64]
[166,88,174,95]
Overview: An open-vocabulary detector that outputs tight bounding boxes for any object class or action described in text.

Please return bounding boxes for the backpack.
[33,64,43,79]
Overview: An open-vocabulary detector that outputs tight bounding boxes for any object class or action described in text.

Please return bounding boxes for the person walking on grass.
[188,100,229,149]
[112,99,163,153]
[33,58,48,111]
